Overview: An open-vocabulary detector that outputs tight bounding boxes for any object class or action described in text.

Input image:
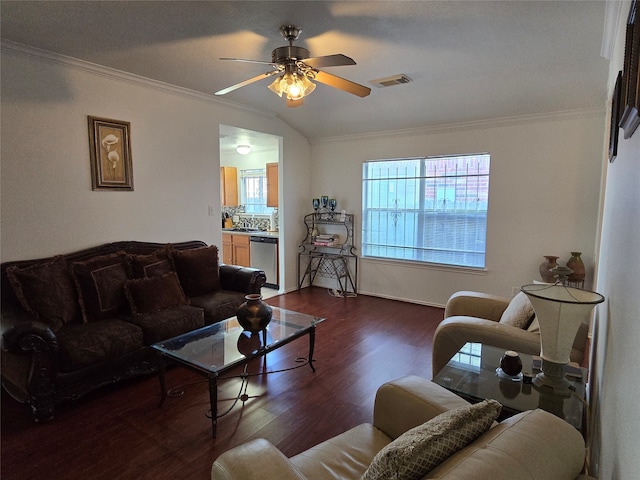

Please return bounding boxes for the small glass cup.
[321,196,329,208]
[312,198,320,211]
[329,199,337,211]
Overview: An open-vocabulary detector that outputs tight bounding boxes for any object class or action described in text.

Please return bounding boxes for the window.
[362,153,490,268]
[240,169,269,214]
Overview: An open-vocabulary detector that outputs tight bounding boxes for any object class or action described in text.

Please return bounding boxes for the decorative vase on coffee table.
[236,294,272,333]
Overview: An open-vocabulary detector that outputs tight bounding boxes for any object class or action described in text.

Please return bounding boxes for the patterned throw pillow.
[126,248,173,279]
[361,399,501,480]
[6,256,80,331]
[70,252,129,322]
[499,291,535,329]
[124,272,189,316]
[170,245,221,297]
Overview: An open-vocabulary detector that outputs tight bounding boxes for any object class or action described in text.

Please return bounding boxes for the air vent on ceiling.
[370,74,412,88]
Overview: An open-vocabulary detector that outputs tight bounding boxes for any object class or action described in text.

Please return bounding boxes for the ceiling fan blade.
[220,57,277,67]
[313,70,371,98]
[215,71,278,96]
[287,98,304,108]
[302,54,356,68]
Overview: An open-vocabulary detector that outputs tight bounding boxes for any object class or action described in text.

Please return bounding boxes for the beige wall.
[0,44,311,292]
[310,112,605,306]
[590,1,640,478]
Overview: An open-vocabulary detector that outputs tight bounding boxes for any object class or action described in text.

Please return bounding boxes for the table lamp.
[521,280,604,396]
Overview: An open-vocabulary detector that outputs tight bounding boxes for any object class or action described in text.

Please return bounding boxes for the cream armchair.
[432,291,588,377]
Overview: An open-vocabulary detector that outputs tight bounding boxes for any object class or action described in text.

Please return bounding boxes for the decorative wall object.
[619,0,639,139]
[609,71,622,162]
[88,116,134,190]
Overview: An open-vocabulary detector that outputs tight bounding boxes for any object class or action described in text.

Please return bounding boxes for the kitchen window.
[240,168,269,214]
[362,153,490,269]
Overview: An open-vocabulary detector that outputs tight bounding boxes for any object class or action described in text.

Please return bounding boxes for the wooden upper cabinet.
[220,166,238,207]
[266,162,278,207]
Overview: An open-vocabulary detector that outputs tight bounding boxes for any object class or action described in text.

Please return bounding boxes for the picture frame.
[619,0,639,139]
[609,70,622,163]
[88,116,134,190]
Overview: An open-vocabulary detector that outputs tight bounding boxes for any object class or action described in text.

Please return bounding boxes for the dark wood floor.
[1,287,443,480]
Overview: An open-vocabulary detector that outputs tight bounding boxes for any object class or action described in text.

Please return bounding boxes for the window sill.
[361,255,488,275]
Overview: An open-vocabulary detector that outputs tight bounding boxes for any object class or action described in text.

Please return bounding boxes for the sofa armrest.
[444,291,511,321]
[373,376,471,440]
[219,265,266,294]
[432,316,541,377]
[211,439,307,480]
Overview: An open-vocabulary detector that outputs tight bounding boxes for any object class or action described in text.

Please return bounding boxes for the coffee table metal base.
[155,323,318,438]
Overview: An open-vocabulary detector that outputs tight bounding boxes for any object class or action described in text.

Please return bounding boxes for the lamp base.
[532,359,575,397]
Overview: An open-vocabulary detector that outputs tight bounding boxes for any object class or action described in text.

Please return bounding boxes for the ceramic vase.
[539,255,559,283]
[500,350,523,376]
[236,294,272,333]
[566,252,585,284]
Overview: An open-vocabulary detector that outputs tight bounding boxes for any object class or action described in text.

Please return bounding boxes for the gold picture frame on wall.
[88,116,134,190]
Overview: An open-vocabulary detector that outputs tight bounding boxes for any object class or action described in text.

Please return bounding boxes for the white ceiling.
[1,0,610,148]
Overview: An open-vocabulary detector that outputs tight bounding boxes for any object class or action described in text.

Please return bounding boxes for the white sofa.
[211,376,589,480]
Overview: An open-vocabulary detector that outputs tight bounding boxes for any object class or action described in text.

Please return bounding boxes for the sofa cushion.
[499,292,535,329]
[126,248,173,279]
[124,304,205,345]
[189,289,246,324]
[361,399,501,480]
[170,245,221,297]
[71,252,129,322]
[6,256,80,331]
[124,272,189,316]
[56,318,144,372]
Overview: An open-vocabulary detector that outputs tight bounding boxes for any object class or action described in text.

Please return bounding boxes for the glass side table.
[432,342,586,432]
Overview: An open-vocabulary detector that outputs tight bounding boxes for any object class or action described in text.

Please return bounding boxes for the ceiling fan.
[214,25,371,107]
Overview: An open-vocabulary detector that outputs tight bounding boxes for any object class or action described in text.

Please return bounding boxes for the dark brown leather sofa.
[0,240,266,422]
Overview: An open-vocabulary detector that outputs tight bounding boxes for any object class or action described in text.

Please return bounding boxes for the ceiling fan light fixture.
[268,71,316,101]
[236,145,251,155]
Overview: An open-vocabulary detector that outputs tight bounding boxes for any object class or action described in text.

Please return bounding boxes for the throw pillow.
[70,252,129,322]
[499,291,535,329]
[6,256,80,331]
[361,399,501,480]
[170,245,221,297]
[126,248,173,279]
[124,272,189,316]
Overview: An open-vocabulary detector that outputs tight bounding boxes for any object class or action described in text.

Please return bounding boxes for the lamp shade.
[521,284,604,365]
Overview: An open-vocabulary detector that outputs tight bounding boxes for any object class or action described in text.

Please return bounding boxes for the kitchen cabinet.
[222,233,250,267]
[266,162,278,207]
[220,166,238,206]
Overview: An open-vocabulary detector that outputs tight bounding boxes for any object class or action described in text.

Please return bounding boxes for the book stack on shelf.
[313,234,338,246]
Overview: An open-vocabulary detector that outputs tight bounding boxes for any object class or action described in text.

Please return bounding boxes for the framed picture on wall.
[88,116,134,190]
[619,0,639,139]
[609,71,622,163]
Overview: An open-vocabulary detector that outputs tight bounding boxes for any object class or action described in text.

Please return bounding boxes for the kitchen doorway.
[219,125,282,292]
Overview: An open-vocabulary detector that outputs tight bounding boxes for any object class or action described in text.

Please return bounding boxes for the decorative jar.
[236,294,272,333]
[566,252,585,283]
[539,255,559,283]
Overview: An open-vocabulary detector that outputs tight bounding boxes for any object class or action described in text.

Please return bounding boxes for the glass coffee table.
[151,306,325,437]
[432,342,586,431]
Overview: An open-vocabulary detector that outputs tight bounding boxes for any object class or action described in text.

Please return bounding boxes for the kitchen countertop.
[222,229,279,239]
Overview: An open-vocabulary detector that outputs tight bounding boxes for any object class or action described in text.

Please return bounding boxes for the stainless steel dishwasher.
[250,235,278,288]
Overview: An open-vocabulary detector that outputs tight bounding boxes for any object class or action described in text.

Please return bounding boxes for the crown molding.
[601,0,624,60]
[1,40,277,119]
[309,107,606,146]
